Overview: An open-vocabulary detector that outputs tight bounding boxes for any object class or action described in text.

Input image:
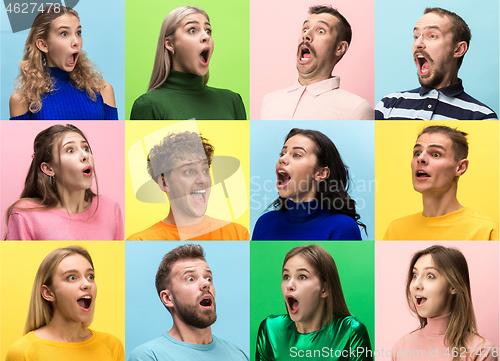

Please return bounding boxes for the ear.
[314,166,330,181]
[165,37,174,53]
[320,283,329,299]
[453,41,467,59]
[450,287,457,295]
[40,162,55,177]
[335,41,349,58]
[41,285,55,302]
[455,159,468,177]
[36,39,49,53]
[158,175,170,193]
[160,289,174,308]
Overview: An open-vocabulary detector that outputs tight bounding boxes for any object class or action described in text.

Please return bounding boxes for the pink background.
[375,241,499,359]
[249,0,375,120]
[0,121,125,237]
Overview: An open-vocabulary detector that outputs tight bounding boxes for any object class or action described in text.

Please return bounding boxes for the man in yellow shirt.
[384,125,498,240]
[127,132,249,240]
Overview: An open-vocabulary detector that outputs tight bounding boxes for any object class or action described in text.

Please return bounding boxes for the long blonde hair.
[25,246,95,334]
[148,6,209,91]
[15,6,104,113]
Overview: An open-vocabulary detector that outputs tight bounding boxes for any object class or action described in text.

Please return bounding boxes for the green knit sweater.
[130,70,246,120]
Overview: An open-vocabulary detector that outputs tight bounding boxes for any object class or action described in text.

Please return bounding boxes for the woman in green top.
[130,6,246,120]
[256,245,372,361]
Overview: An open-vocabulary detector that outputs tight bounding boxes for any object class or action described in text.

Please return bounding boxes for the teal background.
[250,241,375,360]
[375,0,499,116]
[125,0,250,120]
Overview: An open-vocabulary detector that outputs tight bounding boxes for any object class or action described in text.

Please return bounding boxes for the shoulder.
[10,91,29,118]
[462,208,499,240]
[337,315,369,334]
[211,335,249,359]
[93,330,124,355]
[206,85,241,98]
[213,218,250,240]
[100,81,116,107]
[6,333,36,361]
[258,314,289,331]
[252,210,282,239]
[96,195,120,209]
[126,221,165,241]
[129,336,166,361]
[322,212,362,240]
[384,212,420,240]
[375,88,422,118]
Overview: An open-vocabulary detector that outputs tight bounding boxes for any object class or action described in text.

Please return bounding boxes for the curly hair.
[147,131,215,184]
[270,128,366,232]
[15,6,105,113]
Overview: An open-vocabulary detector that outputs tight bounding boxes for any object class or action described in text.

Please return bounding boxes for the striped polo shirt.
[375,79,497,120]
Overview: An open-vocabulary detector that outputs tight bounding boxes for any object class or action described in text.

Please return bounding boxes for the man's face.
[411,132,463,196]
[296,13,341,85]
[412,12,460,89]
[169,258,217,329]
[163,156,211,224]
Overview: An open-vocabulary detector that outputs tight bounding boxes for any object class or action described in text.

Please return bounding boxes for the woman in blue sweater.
[9,6,117,120]
[252,128,364,240]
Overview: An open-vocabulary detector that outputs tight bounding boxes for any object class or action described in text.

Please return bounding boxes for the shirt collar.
[287,76,341,96]
[419,78,464,97]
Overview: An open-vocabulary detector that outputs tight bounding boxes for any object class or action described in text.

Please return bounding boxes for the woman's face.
[50,131,94,192]
[38,14,82,72]
[169,13,213,76]
[276,134,319,202]
[44,254,96,324]
[282,255,327,329]
[410,254,455,319]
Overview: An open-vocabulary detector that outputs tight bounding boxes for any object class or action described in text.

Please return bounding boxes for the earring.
[50,176,54,186]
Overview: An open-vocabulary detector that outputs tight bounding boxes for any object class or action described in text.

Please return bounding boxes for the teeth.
[191,190,206,194]
[417,55,424,58]
[278,170,287,175]
[82,296,91,299]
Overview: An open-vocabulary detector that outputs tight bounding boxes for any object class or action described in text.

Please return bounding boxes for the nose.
[417,151,427,165]
[80,150,87,163]
[71,34,80,48]
[200,30,209,43]
[286,278,295,291]
[414,34,425,49]
[80,278,92,289]
[301,28,312,43]
[278,154,289,166]
[200,277,211,290]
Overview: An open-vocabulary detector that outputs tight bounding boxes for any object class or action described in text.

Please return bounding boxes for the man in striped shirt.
[375,8,497,120]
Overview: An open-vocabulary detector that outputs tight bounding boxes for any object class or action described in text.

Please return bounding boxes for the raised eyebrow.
[291,146,307,153]
[317,20,332,30]
[61,267,94,276]
[427,144,447,152]
[414,25,442,33]
[62,141,76,148]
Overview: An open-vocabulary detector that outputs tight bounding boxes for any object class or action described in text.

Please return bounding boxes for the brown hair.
[424,8,471,69]
[155,244,206,310]
[147,131,214,184]
[309,5,352,46]
[15,6,105,113]
[283,245,351,323]
[417,125,468,161]
[25,245,95,334]
[406,245,480,361]
[5,124,98,239]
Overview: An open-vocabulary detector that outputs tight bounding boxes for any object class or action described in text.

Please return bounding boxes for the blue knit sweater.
[252,199,362,240]
[10,67,118,120]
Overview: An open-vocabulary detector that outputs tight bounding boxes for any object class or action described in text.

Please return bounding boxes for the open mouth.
[199,295,213,308]
[415,296,427,307]
[415,53,429,76]
[83,166,92,177]
[200,49,209,66]
[416,170,430,178]
[191,189,206,204]
[276,169,291,189]
[77,295,92,310]
[286,296,299,314]
[298,45,312,63]
[68,52,79,66]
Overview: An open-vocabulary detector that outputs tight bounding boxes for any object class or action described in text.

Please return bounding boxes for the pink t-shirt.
[6,195,123,240]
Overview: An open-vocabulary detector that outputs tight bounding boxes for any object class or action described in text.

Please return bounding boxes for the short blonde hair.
[24,246,95,334]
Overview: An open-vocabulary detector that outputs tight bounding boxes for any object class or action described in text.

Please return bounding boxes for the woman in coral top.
[5,124,123,240]
[392,245,497,361]
[5,246,124,361]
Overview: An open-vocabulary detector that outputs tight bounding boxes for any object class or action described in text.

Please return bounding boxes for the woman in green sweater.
[130,6,246,120]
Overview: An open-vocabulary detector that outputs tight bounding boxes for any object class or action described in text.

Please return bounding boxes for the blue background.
[375,0,499,116]
[250,120,375,240]
[1,0,125,119]
[125,241,250,360]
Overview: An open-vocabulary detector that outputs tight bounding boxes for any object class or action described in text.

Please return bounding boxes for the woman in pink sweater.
[393,245,497,361]
[5,124,123,240]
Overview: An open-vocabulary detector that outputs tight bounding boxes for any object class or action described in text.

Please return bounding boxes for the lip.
[276,167,291,190]
[297,44,313,65]
[82,165,92,177]
[414,51,430,76]
[199,292,214,309]
[190,188,208,205]
[414,295,427,308]
[77,293,92,312]
[199,47,211,67]
[68,51,79,67]
[285,295,299,314]
[414,168,430,180]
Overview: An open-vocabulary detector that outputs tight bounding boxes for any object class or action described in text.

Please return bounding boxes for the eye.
[302,27,308,33]
[432,153,441,158]
[205,28,212,35]
[427,273,436,279]
[187,276,194,282]
[185,169,193,175]
[67,275,76,281]
[318,29,325,34]
[76,30,82,36]
[66,148,74,153]
[87,274,95,280]
[206,277,212,282]
[202,168,209,174]
[282,274,290,281]
[188,27,196,34]
[61,31,67,36]
[411,273,417,279]
[429,34,437,39]
[413,151,421,157]
[83,146,90,152]
[298,274,308,280]
[292,153,302,158]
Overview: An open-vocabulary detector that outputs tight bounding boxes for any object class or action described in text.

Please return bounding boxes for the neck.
[297,70,333,86]
[294,304,328,334]
[163,207,205,226]
[435,72,459,90]
[57,186,90,214]
[421,186,462,217]
[35,313,91,342]
[168,318,212,345]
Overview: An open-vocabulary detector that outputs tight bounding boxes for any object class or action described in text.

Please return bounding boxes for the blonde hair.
[148,6,210,91]
[15,6,105,113]
[24,246,95,334]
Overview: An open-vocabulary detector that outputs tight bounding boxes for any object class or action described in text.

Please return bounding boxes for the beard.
[418,67,447,89]
[172,292,217,329]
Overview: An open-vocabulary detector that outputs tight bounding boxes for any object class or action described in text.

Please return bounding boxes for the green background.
[125,0,250,120]
[250,241,375,359]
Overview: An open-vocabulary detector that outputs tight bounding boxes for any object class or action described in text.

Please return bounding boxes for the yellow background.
[0,241,125,360]
[375,121,499,240]
[125,120,250,238]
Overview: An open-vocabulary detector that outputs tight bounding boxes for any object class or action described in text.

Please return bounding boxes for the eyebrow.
[282,267,311,273]
[180,269,212,276]
[413,266,439,272]
[282,146,307,153]
[62,140,88,148]
[184,20,211,27]
[179,160,209,168]
[302,19,331,30]
[414,25,442,32]
[61,268,94,275]
[57,25,81,31]
[413,143,447,152]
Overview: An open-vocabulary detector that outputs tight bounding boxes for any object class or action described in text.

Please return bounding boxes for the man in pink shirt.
[259,5,373,120]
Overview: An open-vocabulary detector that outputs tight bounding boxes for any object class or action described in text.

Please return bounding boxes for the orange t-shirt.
[127,216,249,240]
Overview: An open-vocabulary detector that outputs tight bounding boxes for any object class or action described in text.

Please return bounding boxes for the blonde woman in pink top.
[392,245,497,361]
[4,124,123,240]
